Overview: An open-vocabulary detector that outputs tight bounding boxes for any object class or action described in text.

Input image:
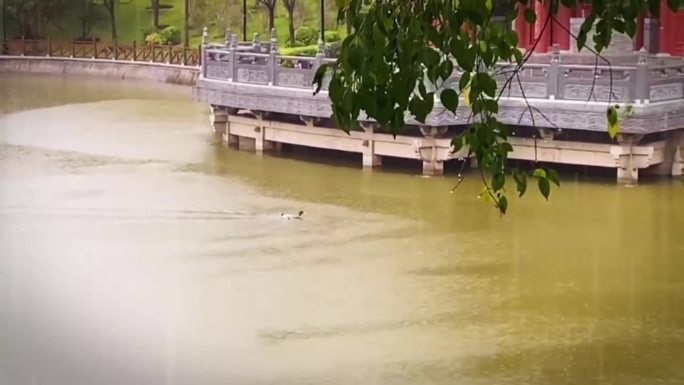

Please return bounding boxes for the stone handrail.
[201,38,684,106]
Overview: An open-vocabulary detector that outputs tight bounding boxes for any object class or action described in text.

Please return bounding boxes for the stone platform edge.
[0,56,199,86]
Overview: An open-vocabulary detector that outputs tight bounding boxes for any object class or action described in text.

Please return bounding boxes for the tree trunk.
[268,7,275,31]
[152,0,160,29]
[287,10,295,46]
[107,3,117,40]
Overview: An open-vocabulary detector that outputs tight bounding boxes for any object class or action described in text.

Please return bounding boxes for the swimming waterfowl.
[280,211,304,220]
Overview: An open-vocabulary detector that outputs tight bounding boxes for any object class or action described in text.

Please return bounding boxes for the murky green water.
[1,73,683,385]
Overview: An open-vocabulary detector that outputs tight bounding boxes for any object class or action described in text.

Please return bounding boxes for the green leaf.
[459,72,471,91]
[577,31,587,51]
[513,49,523,65]
[347,44,364,71]
[451,135,464,154]
[532,168,547,179]
[409,94,433,123]
[498,195,508,214]
[453,43,476,72]
[492,172,505,191]
[422,48,440,67]
[607,106,620,139]
[440,60,454,81]
[440,89,459,113]
[513,169,527,197]
[668,0,681,12]
[547,168,560,187]
[312,63,329,96]
[485,0,493,12]
[538,177,550,200]
[475,72,497,98]
[524,8,537,24]
[504,30,519,47]
[484,99,499,113]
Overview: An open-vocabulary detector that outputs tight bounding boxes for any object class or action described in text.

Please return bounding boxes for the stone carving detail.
[499,81,547,98]
[194,77,677,135]
[237,67,268,84]
[276,69,313,88]
[562,84,625,101]
[649,83,684,101]
[205,62,232,80]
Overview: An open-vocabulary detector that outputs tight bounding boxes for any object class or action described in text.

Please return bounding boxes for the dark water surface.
[1,73,683,385]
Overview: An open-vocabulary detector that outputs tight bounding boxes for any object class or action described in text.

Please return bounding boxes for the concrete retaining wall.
[0,56,199,86]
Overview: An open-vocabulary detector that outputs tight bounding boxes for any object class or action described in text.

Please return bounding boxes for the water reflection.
[0,73,683,385]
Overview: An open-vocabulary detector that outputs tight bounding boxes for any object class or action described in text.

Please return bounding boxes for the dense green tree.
[314,0,682,214]
[282,0,296,45]
[72,0,104,39]
[93,0,131,39]
[5,0,66,38]
[256,0,277,31]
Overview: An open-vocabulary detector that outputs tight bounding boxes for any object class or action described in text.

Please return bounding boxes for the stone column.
[418,126,449,176]
[224,108,238,146]
[645,129,681,176]
[253,111,275,153]
[613,133,644,184]
[360,122,382,168]
[210,106,227,139]
[673,130,684,177]
[643,18,660,54]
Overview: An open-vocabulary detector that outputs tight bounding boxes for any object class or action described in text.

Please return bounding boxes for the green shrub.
[326,41,341,57]
[324,31,340,43]
[141,26,156,41]
[160,26,181,45]
[145,32,162,45]
[279,45,319,57]
[294,26,319,46]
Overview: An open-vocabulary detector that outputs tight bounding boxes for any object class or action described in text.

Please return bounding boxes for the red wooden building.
[514,0,684,56]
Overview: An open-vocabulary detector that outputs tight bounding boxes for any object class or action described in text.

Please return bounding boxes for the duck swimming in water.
[281,211,304,220]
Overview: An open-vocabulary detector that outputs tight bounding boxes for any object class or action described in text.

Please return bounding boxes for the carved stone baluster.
[201,27,209,78]
[269,29,278,86]
[547,44,561,100]
[252,32,261,54]
[634,47,650,104]
[230,34,238,82]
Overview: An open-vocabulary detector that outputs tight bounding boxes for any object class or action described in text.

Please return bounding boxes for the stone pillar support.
[360,122,382,168]
[253,111,275,153]
[418,126,449,176]
[210,105,227,138]
[299,115,321,127]
[612,133,644,184]
[538,127,560,141]
[673,130,684,177]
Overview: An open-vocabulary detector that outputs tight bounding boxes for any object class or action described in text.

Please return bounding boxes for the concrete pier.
[209,109,679,180]
[194,34,684,182]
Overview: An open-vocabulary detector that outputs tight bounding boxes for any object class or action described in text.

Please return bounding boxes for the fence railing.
[201,36,684,105]
[1,38,201,67]
[201,31,334,90]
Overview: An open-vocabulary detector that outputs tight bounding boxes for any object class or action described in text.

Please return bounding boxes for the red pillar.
[635,13,644,51]
[659,0,674,54]
[554,4,572,50]
[515,3,530,49]
[533,0,551,53]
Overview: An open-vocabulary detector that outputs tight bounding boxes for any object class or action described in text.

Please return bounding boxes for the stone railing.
[201,33,684,105]
[202,28,334,89]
